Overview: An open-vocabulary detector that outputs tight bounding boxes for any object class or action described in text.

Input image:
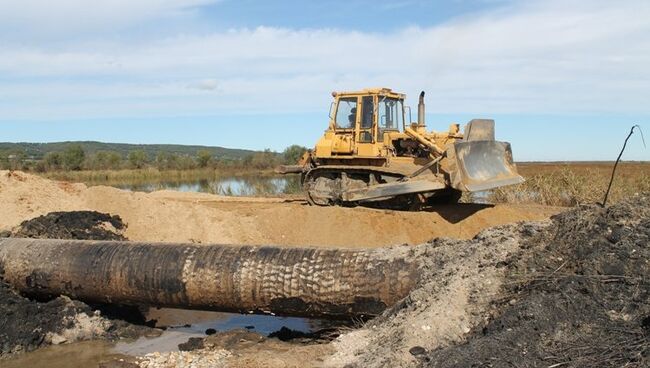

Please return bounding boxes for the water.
[115,308,324,356]
[106,175,302,196]
[2,308,331,367]
[0,340,123,368]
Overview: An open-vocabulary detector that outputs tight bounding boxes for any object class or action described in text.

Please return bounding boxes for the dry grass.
[42,162,650,207]
[485,162,650,207]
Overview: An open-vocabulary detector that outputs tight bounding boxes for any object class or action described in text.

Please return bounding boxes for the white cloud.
[0,0,648,121]
[0,0,220,38]
[191,79,219,91]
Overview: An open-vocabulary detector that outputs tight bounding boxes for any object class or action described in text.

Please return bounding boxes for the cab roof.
[332,87,405,99]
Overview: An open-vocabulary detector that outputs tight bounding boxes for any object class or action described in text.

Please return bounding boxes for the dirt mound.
[10,211,127,240]
[0,170,561,248]
[426,195,650,367]
[328,194,649,367]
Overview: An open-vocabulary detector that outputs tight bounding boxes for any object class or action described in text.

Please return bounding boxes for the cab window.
[361,96,373,129]
[378,98,403,134]
[335,97,357,129]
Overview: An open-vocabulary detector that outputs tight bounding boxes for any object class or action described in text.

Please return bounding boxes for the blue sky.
[0,0,648,161]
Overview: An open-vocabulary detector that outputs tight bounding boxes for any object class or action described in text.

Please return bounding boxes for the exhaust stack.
[417,91,425,126]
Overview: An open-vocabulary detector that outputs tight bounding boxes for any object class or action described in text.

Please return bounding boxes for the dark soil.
[268,326,342,343]
[0,282,90,355]
[178,337,205,351]
[426,194,650,368]
[10,211,127,240]
[0,211,152,358]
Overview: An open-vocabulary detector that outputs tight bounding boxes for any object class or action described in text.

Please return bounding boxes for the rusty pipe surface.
[0,238,419,318]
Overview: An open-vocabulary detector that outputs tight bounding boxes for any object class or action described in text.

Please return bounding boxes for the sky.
[0,0,648,161]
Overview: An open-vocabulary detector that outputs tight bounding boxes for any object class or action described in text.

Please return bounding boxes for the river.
[90,174,302,196]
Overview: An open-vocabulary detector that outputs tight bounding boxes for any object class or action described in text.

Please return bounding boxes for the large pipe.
[0,238,419,319]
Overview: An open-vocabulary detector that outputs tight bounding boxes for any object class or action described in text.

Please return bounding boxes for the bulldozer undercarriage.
[302,166,459,210]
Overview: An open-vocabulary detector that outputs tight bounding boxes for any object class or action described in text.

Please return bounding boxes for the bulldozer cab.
[329,88,405,156]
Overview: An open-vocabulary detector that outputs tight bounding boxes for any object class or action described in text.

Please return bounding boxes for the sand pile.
[0,170,560,248]
[328,194,649,367]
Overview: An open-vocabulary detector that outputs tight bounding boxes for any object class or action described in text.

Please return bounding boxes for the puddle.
[0,340,126,368]
[115,308,326,356]
[1,308,336,367]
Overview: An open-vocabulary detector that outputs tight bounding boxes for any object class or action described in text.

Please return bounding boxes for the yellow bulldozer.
[278,87,524,209]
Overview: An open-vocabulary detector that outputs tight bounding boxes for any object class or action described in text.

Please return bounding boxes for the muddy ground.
[0,211,153,357]
[0,283,154,357]
[0,171,648,367]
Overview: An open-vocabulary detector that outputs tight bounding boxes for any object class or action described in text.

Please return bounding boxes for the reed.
[485,162,650,207]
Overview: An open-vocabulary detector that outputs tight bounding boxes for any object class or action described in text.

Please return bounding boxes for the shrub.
[196,150,213,168]
[43,152,62,170]
[62,145,85,171]
[282,145,308,165]
[127,150,148,169]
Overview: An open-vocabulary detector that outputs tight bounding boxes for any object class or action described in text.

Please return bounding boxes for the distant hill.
[0,141,257,160]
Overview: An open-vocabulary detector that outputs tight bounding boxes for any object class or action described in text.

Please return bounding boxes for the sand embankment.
[0,170,561,247]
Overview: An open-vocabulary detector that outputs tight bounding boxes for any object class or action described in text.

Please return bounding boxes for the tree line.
[0,144,308,172]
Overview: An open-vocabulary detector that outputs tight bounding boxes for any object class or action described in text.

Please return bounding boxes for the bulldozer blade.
[447,141,525,192]
[342,179,445,202]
